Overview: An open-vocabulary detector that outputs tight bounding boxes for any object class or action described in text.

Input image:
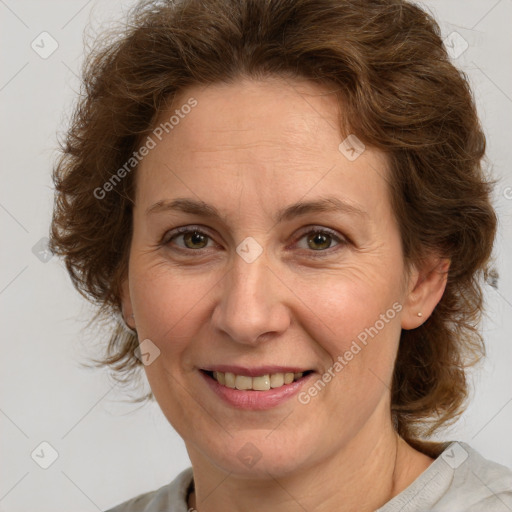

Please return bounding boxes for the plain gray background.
[1,1,511,510]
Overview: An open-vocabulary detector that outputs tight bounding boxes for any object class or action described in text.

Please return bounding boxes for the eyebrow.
[146,196,368,223]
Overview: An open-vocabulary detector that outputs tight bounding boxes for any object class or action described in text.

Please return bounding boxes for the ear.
[401,256,450,330]
[120,276,136,330]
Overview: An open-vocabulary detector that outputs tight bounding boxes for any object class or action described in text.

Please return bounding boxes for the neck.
[186,421,434,512]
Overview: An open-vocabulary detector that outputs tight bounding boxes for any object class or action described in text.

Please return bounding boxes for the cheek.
[291,271,403,426]
[128,261,220,433]
[129,259,221,354]
[290,264,403,355]
[288,267,404,422]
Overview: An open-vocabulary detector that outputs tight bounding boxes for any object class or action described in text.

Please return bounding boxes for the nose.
[211,250,291,346]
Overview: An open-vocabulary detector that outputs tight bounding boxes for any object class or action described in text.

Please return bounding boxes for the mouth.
[200,369,314,391]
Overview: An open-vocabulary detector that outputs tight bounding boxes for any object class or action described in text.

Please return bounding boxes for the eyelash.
[161,225,348,257]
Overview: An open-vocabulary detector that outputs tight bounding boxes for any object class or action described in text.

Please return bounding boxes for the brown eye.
[164,228,214,251]
[306,232,334,251]
[182,230,209,249]
[294,227,348,257]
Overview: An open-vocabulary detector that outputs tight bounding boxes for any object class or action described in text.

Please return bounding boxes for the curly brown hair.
[49,0,497,455]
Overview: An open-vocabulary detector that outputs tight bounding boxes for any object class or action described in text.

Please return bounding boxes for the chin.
[191,431,320,479]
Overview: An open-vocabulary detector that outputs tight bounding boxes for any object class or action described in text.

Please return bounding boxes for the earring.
[417,312,423,317]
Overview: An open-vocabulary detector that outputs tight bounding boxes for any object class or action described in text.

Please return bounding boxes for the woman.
[49,0,512,510]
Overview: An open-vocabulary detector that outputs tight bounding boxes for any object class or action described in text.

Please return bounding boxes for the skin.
[121,76,450,512]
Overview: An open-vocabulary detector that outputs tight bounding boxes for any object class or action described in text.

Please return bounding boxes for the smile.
[205,370,312,391]
[199,369,316,410]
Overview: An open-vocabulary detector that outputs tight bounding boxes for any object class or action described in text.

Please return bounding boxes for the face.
[122,77,418,478]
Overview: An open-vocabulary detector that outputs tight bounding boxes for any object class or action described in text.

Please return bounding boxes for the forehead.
[134,78,390,219]
[156,77,342,153]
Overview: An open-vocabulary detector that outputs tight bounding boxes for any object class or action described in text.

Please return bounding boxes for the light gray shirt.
[105,442,512,511]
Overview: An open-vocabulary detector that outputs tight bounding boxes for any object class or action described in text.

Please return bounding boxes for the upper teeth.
[213,371,304,391]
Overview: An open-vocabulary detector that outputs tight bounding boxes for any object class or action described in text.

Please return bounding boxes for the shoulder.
[377,441,512,512]
[436,441,512,510]
[104,467,194,512]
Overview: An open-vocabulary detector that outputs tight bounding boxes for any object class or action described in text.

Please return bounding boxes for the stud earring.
[417,312,423,317]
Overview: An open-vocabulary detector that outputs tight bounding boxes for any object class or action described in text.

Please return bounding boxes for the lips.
[199,368,316,410]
